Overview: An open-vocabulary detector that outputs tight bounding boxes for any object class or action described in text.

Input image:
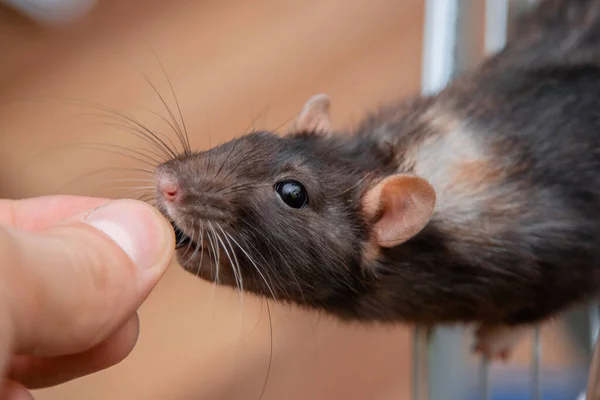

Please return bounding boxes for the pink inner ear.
[368,175,436,248]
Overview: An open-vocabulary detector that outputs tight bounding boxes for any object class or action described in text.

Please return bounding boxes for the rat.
[153,0,600,361]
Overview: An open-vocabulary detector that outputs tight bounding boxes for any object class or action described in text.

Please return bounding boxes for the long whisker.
[214,138,240,180]
[43,96,179,159]
[272,111,299,135]
[181,221,197,262]
[86,117,178,159]
[237,218,303,303]
[67,143,161,168]
[220,226,244,295]
[226,232,279,306]
[150,46,192,154]
[259,300,274,400]
[53,167,154,195]
[131,104,187,151]
[85,141,166,164]
[220,183,273,197]
[190,232,202,270]
[205,222,220,285]
[124,49,189,156]
[218,150,259,185]
[214,224,245,336]
[197,223,205,276]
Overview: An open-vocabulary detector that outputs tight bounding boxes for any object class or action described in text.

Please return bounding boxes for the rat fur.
[154,0,600,359]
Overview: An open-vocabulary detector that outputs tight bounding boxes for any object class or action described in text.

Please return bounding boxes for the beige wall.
[0,1,583,399]
[0,1,424,399]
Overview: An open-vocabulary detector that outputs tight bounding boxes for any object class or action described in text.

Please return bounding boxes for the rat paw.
[473,324,529,361]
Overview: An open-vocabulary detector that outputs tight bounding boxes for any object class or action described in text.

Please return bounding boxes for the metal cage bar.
[416,0,600,399]
[416,2,468,396]
[414,1,549,399]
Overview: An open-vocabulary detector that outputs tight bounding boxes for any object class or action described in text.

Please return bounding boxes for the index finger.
[0,195,113,231]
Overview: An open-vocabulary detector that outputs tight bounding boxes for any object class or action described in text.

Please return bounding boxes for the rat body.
[155,0,600,359]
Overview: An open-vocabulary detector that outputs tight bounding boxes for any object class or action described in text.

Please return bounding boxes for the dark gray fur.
[155,0,600,332]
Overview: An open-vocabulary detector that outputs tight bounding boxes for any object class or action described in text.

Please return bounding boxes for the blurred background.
[0,0,594,399]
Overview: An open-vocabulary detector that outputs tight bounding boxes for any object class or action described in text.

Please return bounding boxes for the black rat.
[153,0,600,361]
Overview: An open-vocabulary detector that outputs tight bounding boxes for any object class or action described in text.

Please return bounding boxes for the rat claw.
[473,324,529,362]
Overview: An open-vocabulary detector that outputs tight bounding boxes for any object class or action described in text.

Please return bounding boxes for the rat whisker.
[98,177,156,183]
[219,183,273,198]
[214,138,241,180]
[215,224,245,335]
[189,230,202,270]
[258,104,271,132]
[46,96,179,159]
[131,104,188,154]
[83,103,179,156]
[217,150,259,185]
[197,223,205,276]
[242,102,272,136]
[89,182,155,191]
[226,232,280,308]
[22,141,164,174]
[220,227,244,297]
[244,80,258,134]
[67,144,160,168]
[149,46,192,154]
[64,141,165,166]
[182,220,200,270]
[230,225,285,297]
[128,62,189,157]
[272,110,298,135]
[100,186,154,198]
[174,220,192,259]
[259,300,274,400]
[206,222,220,286]
[88,118,177,160]
[236,219,300,303]
[53,167,154,195]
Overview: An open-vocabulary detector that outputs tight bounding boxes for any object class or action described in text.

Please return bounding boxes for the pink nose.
[158,180,180,203]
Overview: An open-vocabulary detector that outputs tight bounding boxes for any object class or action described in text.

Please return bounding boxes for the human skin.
[0,195,175,399]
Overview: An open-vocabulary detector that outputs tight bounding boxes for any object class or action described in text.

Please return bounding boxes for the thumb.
[0,199,175,357]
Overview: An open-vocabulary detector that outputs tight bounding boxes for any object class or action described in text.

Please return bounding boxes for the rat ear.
[290,94,332,135]
[362,174,436,248]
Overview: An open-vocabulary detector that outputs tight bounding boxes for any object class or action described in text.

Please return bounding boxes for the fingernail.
[84,200,171,270]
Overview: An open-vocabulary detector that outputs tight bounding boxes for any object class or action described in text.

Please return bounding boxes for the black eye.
[274,180,308,208]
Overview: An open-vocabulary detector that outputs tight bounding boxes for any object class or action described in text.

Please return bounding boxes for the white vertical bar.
[590,302,600,349]
[420,0,459,95]
[484,0,509,55]
[417,2,460,398]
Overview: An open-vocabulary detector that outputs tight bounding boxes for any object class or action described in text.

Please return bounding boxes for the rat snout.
[159,179,180,203]
[155,171,182,205]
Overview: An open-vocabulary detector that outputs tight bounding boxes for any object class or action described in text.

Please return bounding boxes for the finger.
[9,314,139,389]
[0,195,111,230]
[0,199,174,357]
[0,380,33,400]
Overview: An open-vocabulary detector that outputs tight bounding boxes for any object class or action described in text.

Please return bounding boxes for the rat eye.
[274,180,308,208]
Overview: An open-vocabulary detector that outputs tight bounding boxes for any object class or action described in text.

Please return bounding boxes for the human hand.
[0,195,175,399]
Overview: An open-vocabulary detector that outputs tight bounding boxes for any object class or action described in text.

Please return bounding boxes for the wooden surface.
[0,1,585,399]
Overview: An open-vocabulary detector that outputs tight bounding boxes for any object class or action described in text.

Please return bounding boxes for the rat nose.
[158,179,180,203]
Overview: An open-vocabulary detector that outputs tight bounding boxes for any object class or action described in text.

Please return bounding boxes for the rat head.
[154,94,436,316]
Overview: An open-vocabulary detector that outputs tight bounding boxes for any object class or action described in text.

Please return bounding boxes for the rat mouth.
[169,220,199,250]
